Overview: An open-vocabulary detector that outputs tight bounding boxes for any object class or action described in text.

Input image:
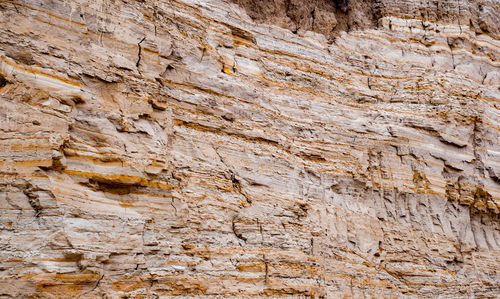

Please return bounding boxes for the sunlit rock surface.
[0,0,499,297]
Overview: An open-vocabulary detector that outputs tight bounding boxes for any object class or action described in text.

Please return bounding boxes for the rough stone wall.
[231,0,500,41]
[0,0,499,298]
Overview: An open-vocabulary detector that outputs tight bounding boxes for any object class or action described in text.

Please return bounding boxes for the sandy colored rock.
[0,0,499,298]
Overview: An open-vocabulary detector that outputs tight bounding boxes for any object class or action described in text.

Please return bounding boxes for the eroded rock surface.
[231,0,500,41]
[0,0,499,297]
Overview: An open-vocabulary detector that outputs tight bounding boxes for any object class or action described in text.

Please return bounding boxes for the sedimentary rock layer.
[231,0,500,41]
[0,0,499,297]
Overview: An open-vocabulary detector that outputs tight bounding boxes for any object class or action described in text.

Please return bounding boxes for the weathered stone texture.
[0,0,499,297]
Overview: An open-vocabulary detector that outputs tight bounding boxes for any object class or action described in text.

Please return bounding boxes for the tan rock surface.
[0,0,499,297]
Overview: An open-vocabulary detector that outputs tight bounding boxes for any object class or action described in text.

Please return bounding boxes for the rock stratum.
[0,0,500,297]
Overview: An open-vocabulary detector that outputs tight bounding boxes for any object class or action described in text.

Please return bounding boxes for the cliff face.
[0,0,499,297]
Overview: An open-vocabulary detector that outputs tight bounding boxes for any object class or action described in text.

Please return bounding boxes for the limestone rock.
[0,0,499,298]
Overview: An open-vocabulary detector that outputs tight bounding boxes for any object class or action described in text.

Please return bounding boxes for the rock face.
[0,0,499,297]
[232,0,500,41]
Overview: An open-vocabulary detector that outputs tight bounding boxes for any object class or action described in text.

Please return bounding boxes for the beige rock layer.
[0,0,499,297]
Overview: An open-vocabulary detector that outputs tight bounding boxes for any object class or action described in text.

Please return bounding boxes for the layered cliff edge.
[0,0,499,297]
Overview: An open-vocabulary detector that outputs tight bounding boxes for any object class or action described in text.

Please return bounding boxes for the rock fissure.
[136,37,146,68]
